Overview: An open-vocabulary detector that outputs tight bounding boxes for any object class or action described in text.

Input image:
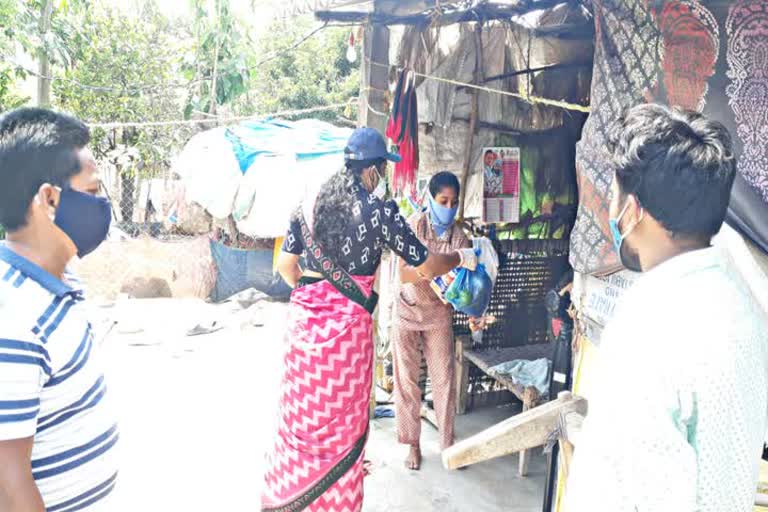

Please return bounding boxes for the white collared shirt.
[566,247,768,512]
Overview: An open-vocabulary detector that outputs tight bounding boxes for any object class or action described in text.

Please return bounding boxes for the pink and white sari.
[261,275,375,512]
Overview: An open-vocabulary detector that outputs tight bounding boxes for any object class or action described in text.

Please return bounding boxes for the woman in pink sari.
[262,128,476,511]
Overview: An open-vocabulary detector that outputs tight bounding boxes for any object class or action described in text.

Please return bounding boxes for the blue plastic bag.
[444,263,493,317]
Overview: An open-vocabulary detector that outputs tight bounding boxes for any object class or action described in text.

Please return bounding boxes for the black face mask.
[54,188,112,258]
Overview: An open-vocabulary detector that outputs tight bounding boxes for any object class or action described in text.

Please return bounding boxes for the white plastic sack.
[235,153,341,238]
[473,237,499,285]
[172,128,242,220]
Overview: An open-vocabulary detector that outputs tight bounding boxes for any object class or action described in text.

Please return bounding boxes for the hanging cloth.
[386,70,419,196]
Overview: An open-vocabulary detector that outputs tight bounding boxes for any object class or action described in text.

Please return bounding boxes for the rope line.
[365,57,590,113]
[87,101,357,129]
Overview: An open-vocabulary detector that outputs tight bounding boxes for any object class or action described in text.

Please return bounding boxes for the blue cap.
[344,127,401,163]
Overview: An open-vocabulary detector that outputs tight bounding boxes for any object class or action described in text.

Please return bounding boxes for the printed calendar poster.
[482,147,520,224]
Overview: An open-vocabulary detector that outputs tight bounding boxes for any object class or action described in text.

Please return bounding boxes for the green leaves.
[52,1,186,178]
[182,0,251,117]
[238,18,360,123]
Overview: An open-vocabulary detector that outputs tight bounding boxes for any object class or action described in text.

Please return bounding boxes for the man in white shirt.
[565,104,768,511]
[0,108,118,512]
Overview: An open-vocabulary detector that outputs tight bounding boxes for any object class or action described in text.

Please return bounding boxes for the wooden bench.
[456,339,554,476]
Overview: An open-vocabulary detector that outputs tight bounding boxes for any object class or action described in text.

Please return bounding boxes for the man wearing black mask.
[0,108,117,511]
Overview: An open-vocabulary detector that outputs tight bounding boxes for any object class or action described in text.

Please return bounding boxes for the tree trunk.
[37,0,53,107]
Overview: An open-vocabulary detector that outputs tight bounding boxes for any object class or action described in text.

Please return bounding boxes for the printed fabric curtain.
[570,0,768,275]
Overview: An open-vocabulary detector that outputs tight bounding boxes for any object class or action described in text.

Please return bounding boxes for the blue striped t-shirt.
[0,245,118,511]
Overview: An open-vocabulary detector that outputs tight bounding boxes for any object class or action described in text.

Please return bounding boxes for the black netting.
[453,238,571,351]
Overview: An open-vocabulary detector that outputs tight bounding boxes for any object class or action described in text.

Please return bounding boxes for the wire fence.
[72,166,220,302]
[69,101,356,302]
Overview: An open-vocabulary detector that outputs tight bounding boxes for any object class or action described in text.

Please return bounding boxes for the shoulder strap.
[297,209,378,315]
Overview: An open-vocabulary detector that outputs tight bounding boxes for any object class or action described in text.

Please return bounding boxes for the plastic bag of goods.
[472,237,499,285]
[430,250,494,317]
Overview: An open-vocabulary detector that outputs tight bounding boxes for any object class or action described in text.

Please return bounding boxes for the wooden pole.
[37,0,53,107]
[361,0,390,419]
[458,23,484,220]
[454,335,471,415]
[358,11,389,132]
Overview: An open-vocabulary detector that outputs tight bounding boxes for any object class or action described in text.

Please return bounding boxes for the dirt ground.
[88,296,545,511]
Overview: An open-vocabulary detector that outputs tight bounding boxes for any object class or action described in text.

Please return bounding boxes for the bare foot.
[405,445,422,471]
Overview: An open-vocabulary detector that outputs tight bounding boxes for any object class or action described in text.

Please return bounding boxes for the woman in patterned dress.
[261,128,477,512]
[393,171,476,471]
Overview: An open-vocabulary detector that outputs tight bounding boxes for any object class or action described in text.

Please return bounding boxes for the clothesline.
[87,101,357,129]
[365,57,591,114]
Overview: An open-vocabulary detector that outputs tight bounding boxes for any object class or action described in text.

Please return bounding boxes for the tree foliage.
[183,0,251,117]
[240,18,360,123]
[53,1,187,174]
[0,0,29,110]
[4,2,360,169]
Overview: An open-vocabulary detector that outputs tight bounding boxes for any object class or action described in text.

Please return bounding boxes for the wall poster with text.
[482,147,520,224]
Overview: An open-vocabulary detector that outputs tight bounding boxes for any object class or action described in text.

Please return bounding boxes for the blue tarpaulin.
[209,239,292,302]
[225,119,353,173]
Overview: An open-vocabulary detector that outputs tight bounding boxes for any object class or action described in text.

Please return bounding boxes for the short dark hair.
[0,108,88,231]
[610,104,736,239]
[429,171,460,198]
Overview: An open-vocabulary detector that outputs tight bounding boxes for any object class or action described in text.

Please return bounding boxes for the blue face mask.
[608,201,629,254]
[55,188,112,258]
[609,198,643,272]
[428,194,458,237]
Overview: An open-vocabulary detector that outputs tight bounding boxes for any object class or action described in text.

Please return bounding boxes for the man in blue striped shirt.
[0,108,118,512]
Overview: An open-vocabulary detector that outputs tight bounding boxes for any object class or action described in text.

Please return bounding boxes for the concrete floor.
[89,296,545,512]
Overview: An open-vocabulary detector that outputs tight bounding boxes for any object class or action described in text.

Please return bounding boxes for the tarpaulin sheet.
[174,119,353,236]
[570,0,768,276]
[208,239,292,302]
[227,119,353,170]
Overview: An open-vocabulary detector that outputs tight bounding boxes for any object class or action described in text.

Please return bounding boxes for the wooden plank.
[317,0,567,26]
[561,410,584,446]
[455,336,471,415]
[442,391,587,470]
[556,410,584,480]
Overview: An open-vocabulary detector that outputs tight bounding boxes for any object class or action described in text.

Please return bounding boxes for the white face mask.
[372,167,387,200]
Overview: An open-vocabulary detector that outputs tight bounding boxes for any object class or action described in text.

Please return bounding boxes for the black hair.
[312,157,386,261]
[484,149,494,156]
[429,171,460,198]
[2,107,90,148]
[0,108,89,231]
[609,104,736,240]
